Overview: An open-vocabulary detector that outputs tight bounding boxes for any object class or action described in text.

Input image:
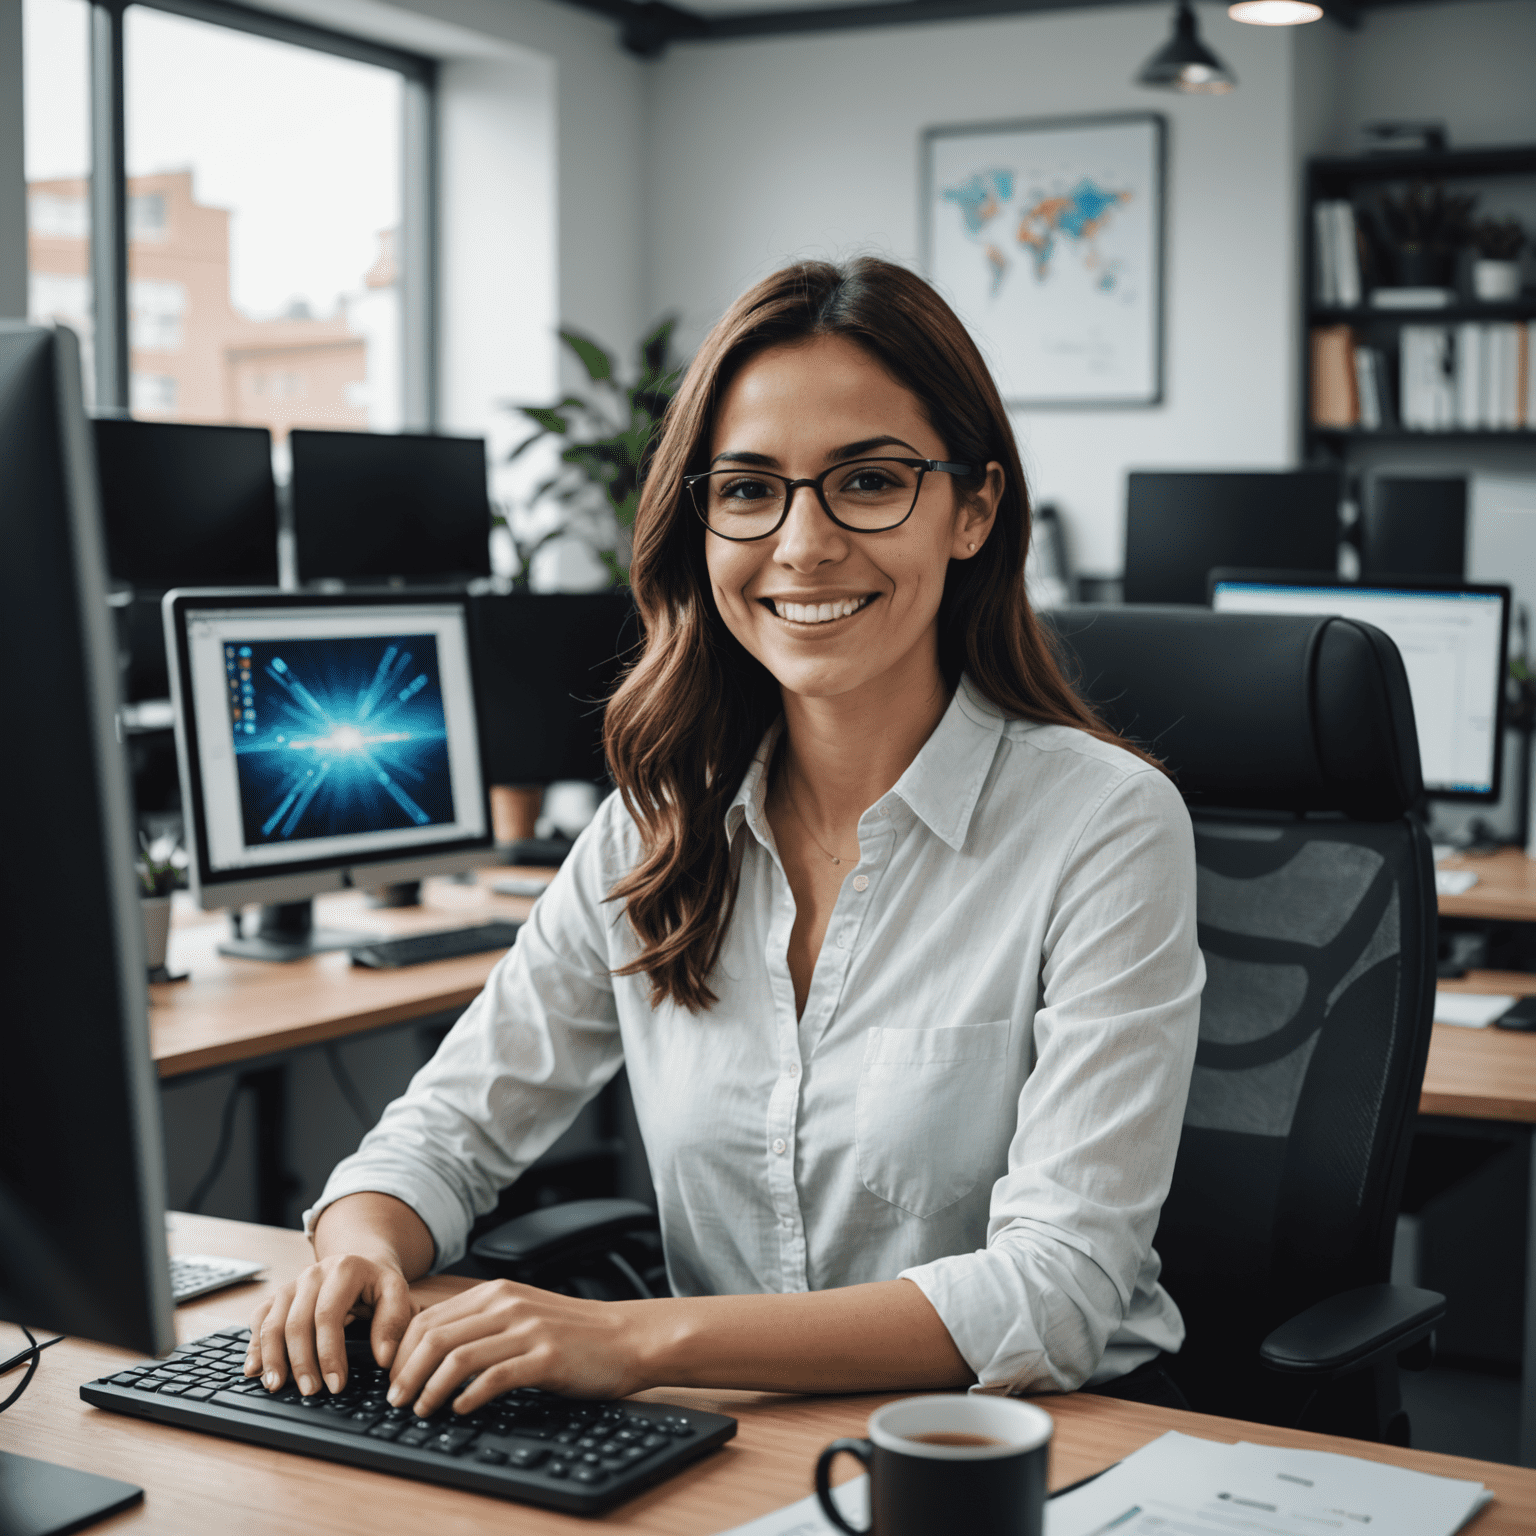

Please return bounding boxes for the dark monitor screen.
[471,592,638,785]
[1124,469,1341,605]
[93,418,278,588]
[291,430,492,583]
[1,323,174,1357]
[1363,476,1466,581]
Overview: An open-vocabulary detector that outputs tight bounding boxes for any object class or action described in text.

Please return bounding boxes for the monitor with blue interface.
[1210,573,1510,802]
[165,590,493,956]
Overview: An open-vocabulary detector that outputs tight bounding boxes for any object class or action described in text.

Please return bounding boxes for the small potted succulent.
[138,832,184,979]
[1470,216,1526,301]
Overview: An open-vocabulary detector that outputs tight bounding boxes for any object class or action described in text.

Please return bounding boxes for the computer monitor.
[94,418,280,588]
[470,591,638,786]
[1210,572,1510,802]
[1,325,175,1367]
[1361,476,1466,581]
[290,429,492,584]
[1124,469,1341,605]
[164,588,494,959]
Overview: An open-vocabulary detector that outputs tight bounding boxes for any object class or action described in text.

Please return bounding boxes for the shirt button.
[784,1062,800,1078]
[771,1138,787,1155]
[852,875,869,892]
[781,1216,793,1229]
[836,934,847,949]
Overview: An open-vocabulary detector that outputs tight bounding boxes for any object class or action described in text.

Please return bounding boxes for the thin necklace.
[783,768,855,867]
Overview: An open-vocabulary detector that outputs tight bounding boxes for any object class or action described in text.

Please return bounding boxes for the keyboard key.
[108,1373,141,1386]
[368,1422,404,1441]
[476,1449,508,1466]
[599,1457,627,1473]
[428,1429,477,1455]
[546,1460,570,1479]
[132,1378,166,1393]
[641,1433,670,1450]
[572,1468,608,1486]
[397,1429,431,1448]
[157,1383,189,1397]
[507,1447,546,1469]
[183,1386,216,1402]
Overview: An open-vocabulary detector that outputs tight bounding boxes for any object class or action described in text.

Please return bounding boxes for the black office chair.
[1050,605,1443,1444]
[472,606,1445,1444]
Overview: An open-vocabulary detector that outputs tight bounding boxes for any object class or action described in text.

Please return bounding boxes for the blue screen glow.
[227,633,455,846]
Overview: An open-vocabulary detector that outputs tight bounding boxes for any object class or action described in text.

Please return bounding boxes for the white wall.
[1340,0,1536,150]
[644,4,1310,573]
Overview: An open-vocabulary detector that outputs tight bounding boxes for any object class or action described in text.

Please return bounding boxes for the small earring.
[966,542,975,552]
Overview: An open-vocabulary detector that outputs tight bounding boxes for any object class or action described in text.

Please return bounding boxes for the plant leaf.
[560,329,614,384]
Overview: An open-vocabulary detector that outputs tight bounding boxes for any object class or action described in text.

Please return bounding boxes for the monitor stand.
[216,899,375,963]
[366,881,422,908]
[0,1449,143,1535]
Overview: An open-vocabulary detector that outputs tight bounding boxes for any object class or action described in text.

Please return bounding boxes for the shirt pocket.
[854,1019,1013,1219]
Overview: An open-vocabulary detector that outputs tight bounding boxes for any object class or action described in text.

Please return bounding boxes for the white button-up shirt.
[307,676,1204,1394]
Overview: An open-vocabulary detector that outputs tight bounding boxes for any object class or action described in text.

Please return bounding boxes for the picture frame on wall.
[921,111,1166,409]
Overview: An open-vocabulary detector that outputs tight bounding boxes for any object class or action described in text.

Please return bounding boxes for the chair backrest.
[1048,607,1437,1422]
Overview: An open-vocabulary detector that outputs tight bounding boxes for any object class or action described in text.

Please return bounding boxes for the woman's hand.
[245,1253,419,1396]
[385,1281,647,1417]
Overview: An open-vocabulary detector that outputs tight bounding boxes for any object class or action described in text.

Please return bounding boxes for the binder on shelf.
[1311,325,1358,427]
[1455,324,1483,428]
[1332,202,1362,308]
[1311,201,1362,308]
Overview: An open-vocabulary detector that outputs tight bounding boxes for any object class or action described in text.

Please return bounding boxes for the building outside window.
[23,0,424,440]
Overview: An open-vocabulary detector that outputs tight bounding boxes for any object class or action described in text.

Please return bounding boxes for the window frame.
[83,0,437,427]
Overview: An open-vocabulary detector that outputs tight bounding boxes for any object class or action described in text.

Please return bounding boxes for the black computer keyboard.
[81,1327,736,1515]
[349,920,522,969]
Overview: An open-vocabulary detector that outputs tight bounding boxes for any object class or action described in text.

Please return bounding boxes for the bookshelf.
[1301,144,1536,458]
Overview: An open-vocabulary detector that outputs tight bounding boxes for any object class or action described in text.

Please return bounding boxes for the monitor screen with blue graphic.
[228,634,456,845]
[173,597,488,893]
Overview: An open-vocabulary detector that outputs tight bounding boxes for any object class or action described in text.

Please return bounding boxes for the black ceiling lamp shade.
[1138,1,1238,93]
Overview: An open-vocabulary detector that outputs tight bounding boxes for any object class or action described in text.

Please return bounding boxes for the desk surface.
[150,870,546,1078]
[1439,848,1536,926]
[5,1215,1534,1534]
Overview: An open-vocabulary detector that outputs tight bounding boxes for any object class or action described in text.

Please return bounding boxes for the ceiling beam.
[559,0,1367,57]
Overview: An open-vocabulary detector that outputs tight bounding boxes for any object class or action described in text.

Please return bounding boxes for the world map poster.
[924,113,1164,408]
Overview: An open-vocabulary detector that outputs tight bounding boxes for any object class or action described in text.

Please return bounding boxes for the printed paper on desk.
[716,1475,867,1536]
[1045,1431,1489,1536]
[1434,991,1515,1028]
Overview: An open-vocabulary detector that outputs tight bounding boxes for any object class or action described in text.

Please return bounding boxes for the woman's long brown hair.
[604,256,1144,1012]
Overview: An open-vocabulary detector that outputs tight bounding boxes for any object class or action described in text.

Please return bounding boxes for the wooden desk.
[149,870,548,1078]
[5,1215,1534,1534]
[1439,848,1536,926]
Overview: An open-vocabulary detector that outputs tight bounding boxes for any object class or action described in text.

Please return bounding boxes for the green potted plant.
[1370,182,1476,289]
[499,319,680,588]
[1470,216,1526,301]
[138,832,184,979]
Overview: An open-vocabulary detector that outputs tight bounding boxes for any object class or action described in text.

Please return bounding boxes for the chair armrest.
[470,1198,658,1274]
[1259,1284,1445,1378]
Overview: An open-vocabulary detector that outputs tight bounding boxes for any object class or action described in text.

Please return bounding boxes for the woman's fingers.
[257,1283,297,1390]
[245,1293,276,1376]
[367,1268,417,1371]
[389,1297,512,1412]
[283,1267,329,1396]
[418,1333,546,1419]
[312,1259,372,1393]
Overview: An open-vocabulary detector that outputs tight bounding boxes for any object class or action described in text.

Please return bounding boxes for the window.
[24,0,94,406]
[22,1,435,432]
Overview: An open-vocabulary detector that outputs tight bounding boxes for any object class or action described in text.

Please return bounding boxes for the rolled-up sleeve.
[302,804,629,1270]
[899,767,1204,1394]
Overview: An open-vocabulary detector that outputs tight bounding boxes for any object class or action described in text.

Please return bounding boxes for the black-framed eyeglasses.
[684,457,974,541]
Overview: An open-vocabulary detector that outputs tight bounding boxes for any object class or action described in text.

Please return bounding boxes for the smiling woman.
[252,257,1204,1426]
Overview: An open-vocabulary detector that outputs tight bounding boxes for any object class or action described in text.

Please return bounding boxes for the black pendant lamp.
[1137,1,1238,94]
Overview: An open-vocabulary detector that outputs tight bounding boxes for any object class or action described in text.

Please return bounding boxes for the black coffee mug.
[814,1394,1052,1536]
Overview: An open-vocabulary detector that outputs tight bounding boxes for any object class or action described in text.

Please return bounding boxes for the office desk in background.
[6,1214,1535,1535]
[148,868,554,1079]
